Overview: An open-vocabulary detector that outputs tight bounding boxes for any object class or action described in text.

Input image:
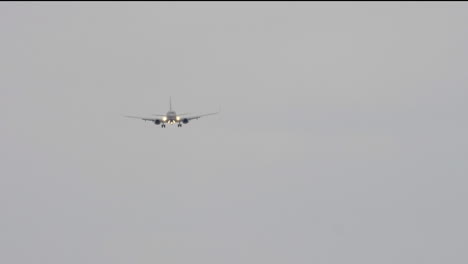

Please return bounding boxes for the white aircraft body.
[125,97,219,128]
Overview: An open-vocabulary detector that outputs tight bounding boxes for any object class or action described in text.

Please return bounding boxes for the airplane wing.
[184,111,219,121]
[124,115,160,122]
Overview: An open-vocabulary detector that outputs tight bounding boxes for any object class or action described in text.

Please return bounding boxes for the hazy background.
[1,3,468,264]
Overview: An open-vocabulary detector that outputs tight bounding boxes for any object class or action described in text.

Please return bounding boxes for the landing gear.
[177,124,182,127]
[161,124,166,128]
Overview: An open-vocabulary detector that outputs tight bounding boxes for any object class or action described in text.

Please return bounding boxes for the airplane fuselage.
[163,111,180,124]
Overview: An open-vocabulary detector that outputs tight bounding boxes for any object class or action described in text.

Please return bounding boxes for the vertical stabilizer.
[169,96,172,111]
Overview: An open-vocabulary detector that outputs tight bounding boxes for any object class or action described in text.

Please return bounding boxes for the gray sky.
[1,2,468,264]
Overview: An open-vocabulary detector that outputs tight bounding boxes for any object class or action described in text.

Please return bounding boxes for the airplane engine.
[154,120,161,125]
[182,118,189,124]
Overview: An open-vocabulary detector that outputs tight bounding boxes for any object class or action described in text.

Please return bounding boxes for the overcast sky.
[1,2,468,264]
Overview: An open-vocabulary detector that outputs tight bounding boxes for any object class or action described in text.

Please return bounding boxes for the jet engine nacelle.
[182,118,189,124]
[154,120,161,125]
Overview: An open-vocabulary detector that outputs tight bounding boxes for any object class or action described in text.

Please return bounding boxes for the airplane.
[125,97,219,128]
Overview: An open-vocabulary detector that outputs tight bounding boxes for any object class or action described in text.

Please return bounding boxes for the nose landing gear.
[161,124,166,128]
[177,123,182,127]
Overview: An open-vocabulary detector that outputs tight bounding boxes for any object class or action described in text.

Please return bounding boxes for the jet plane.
[125,97,219,128]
